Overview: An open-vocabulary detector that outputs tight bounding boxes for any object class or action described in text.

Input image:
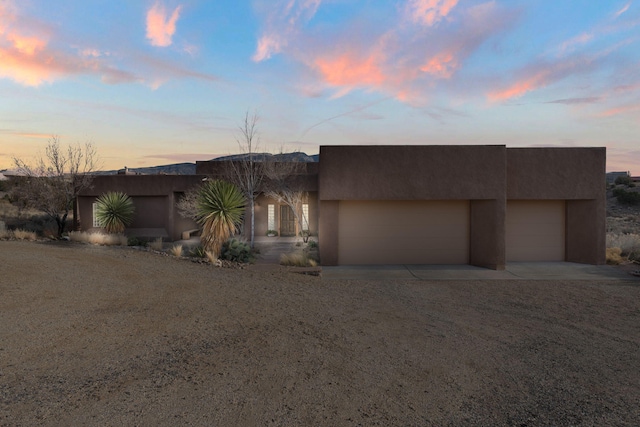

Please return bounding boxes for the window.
[92,202,101,227]
[302,203,309,230]
[268,204,275,230]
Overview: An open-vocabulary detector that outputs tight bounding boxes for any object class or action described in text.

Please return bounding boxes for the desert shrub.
[615,175,632,186]
[205,250,218,264]
[69,231,127,246]
[127,236,145,246]
[95,192,135,234]
[0,228,12,239]
[607,233,640,257]
[280,251,318,267]
[607,232,640,263]
[196,180,245,257]
[220,238,253,263]
[189,245,207,258]
[606,247,623,265]
[148,237,163,251]
[170,244,183,257]
[13,229,37,241]
[613,188,640,205]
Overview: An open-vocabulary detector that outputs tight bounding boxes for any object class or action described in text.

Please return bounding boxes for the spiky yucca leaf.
[196,180,246,257]
[95,192,135,234]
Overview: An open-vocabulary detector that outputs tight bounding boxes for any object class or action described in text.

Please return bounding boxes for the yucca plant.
[196,180,246,258]
[95,192,135,234]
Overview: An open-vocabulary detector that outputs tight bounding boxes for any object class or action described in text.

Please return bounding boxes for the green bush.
[189,245,207,258]
[127,236,145,246]
[307,240,318,249]
[615,175,632,186]
[220,238,253,263]
[613,188,640,205]
[95,192,135,233]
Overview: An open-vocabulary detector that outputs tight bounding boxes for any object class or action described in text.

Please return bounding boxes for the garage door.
[338,200,470,265]
[506,200,565,262]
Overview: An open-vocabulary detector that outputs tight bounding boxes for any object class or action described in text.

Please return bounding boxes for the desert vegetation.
[68,231,128,246]
[280,239,319,267]
[94,191,135,233]
[0,228,38,241]
[196,179,246,258]
[170,244,183,257]
[606,232,640,264]
[11,136,99,237]
[147,237,164,251]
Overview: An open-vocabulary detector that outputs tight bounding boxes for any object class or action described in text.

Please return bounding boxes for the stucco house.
[76,145,605,269]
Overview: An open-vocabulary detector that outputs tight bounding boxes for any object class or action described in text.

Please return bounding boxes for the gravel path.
[1,241,639,426]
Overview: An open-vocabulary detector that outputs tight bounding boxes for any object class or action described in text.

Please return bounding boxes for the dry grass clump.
[0,228,12,239]
[607,232,640,262]
[280,251,318,267]
[148,237,164,251]
[170,244,183,257]
[68,231,127,246]
[606,247,624,265]
[13,229,37,241]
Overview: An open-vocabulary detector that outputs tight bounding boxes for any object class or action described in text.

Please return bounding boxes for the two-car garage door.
[336,199,566,265]
[338,200,470,265]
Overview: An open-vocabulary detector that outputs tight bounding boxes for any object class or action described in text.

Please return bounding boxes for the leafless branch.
[12,136,100,237]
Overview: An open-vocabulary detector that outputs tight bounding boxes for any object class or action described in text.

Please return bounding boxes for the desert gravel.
[1,240,639,426]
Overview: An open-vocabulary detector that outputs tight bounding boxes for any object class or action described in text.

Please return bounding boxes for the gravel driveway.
[1,241,639,426]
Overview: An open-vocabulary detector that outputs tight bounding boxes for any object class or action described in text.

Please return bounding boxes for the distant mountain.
[96,163,196,175]
[94,152,319,175]
[211,152,319,162]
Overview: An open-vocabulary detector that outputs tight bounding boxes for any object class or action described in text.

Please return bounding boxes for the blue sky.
[1,0,639,172]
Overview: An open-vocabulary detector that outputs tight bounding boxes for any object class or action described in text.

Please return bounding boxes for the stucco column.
[470,199,505,270]
[566,199,605,264]
[319,200,339,265]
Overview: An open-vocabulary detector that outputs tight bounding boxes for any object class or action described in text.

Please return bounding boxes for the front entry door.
[280,205,296,236]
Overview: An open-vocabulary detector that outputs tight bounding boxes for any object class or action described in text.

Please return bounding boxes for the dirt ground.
[1,241,639,426]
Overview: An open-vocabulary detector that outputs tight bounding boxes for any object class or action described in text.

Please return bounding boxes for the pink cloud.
[314,52,387,90]
[253,0,321,62]
[614,1,631,18]
[297,1,513,102]
[558,32,594,55]
[487,71,552,102]
[599,103,640,117]
[0,1,215,88]
[487,52,603,102]
[420,51,457,78]
[146,2,183,47]
[253,34,284,62]
[406,0,459,26]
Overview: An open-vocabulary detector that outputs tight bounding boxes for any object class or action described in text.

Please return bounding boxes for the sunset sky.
[1,0,639,172]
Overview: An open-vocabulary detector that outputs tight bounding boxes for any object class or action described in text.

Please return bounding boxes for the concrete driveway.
[322,262,638,281]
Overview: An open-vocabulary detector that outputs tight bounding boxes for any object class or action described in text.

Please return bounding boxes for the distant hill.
[211,152,319,162]
[95,152,319,175]
[95,163,196,175]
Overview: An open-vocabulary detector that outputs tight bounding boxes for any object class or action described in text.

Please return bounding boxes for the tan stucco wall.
[319,145,506,200]
[507,147,606,265]
[318,145,605,268]
[77,175,203,241]
[470,199,506,270]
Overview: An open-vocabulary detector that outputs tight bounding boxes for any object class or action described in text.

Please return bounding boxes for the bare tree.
[227,110,264,248]
[263,153,310,242]
[176,184,202,222]
[12,136,99,237]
